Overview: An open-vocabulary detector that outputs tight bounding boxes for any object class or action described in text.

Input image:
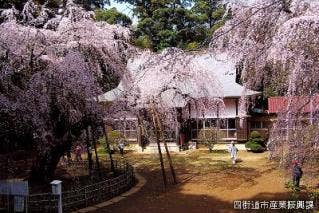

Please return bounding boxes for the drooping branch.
[0,0,133,181]
[210,0,319,168]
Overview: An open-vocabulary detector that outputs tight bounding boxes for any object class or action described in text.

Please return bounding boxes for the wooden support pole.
[154,108,177,185]
[137,114,143,150]
[85,127,93,177]
[92,127,101,177]
[150,105,167,189]
[102,122,115,174]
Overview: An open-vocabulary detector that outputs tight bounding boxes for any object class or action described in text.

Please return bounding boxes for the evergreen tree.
[95,7,132,27]
[116,0,226,51]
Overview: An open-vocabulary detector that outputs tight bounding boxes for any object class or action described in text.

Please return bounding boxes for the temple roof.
[98,53,260,107]
[194,54,260,98]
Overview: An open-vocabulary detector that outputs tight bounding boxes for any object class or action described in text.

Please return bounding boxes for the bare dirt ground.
[1,149,316,212]
[95,150,317,213]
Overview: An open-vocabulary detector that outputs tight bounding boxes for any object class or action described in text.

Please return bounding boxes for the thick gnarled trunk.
[30,141,71,182]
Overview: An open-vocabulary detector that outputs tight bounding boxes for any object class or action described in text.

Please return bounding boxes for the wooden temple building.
[99,53,266,152]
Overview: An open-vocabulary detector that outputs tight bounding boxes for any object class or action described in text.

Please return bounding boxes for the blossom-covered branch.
[211,0,319,167]
[0,0,132,180]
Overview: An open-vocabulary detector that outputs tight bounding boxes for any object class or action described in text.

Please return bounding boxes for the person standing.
[228,141,238,165]
[292,162,303,189]
[118,138,125,157]
[75,144,83,162]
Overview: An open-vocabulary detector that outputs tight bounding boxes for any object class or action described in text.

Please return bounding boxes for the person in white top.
[118,138,125,157]
[228,141,238,165]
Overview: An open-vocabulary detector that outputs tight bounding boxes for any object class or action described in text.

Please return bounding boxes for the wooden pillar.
[123,117,126,139]
[226,119,228,138]
[176,124,180,147]
[235,98,239,116]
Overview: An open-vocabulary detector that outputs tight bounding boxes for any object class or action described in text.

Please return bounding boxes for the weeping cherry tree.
[0,0,132,181]
[210,0,319,168]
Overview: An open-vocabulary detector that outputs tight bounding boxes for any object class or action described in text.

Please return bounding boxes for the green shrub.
[245,141,264,153]
[245,131,265,153]
[134,35,152,49]
[250,131,261,139]
[306,186,319,204]
[284,181,299,199]
[198,129,218,152]
[185,42,199,50]
[98,130,125,153]
[108,131,125,147]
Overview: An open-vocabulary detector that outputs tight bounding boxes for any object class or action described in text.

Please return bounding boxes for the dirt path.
[94,151,293,213]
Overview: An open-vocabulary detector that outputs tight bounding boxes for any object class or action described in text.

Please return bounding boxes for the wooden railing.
[28,161,135,212]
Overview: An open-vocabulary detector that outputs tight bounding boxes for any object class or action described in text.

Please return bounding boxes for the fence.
[28,193,59,212]
[28,161,135,212]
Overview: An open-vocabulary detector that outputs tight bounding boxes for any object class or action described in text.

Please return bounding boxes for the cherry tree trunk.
[30,142,71,182]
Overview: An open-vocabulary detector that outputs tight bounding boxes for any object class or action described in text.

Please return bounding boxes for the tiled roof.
[195,54,260,98]
[268,96,319,113]
[99,53,261,105]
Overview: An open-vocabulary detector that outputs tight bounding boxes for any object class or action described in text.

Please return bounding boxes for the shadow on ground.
[93,166,314,213]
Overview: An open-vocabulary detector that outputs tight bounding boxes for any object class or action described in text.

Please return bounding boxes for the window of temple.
[251,121,263,129]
